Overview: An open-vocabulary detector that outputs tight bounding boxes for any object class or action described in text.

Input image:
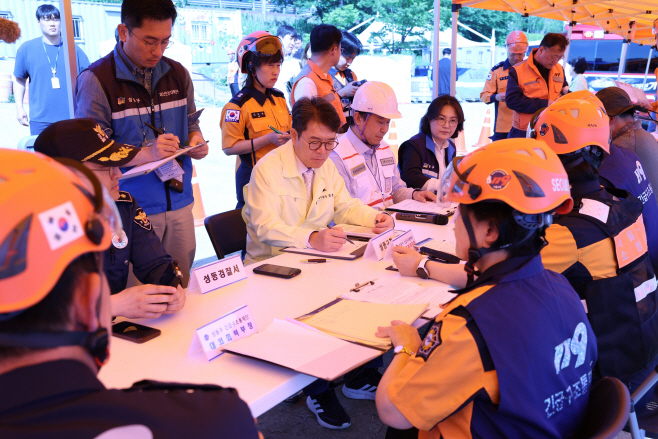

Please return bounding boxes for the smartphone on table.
[253,264,301,279]
[112,321,161,344]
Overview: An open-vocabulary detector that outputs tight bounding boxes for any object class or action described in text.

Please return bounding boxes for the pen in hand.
[326,224,355,245]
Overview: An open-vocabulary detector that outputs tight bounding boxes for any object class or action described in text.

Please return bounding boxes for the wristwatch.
[416,257,430,279]
[394,345,416,356]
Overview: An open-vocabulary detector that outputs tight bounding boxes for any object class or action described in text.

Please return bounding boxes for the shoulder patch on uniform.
[579,199,610,224]
[134,207,152,231]
[491,61,504,71]
[351,163,366,177]
[224,109,241,123]
[116,191,132,203]
[228,91,251,108]
[270,87,285,98]
[416,321,442,361]
[486,73,493,81]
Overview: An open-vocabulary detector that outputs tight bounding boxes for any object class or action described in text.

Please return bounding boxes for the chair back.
[580,377,631,439]
[17,135,38,151]
[204,209,247,259]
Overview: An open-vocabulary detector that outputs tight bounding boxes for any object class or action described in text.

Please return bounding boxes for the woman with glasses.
[398,95,463,194]
[221,31,292,209]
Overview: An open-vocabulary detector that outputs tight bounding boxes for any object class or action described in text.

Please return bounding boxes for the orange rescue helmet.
[0,150,117,315]
[438,138,571,215]
[530,96,611,155]
[506,31,528,54]
[236,31,283,73]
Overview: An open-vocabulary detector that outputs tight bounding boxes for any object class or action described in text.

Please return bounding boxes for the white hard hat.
[351,81,402,119]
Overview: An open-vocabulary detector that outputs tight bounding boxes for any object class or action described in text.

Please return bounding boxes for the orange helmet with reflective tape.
[531,96,610,155]
[236,31,283,73]
[438,139,571,215]
[506,31,528,53]
[0,150,115,315]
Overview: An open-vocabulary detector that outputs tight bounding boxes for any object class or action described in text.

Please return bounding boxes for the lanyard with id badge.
[43,40,61,89]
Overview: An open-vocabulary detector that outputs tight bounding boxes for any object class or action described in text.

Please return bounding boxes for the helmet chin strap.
[355,113,379,148]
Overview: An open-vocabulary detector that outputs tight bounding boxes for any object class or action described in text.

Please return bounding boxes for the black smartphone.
[253,264,301,279]
[112,321,161,344]
[167,178,184,193]
[354,79,367,86]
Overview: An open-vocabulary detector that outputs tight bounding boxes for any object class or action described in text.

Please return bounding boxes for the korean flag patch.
[416,321,443,361]
[38,201,85,251]
[486,73,492,81]
[225,109,241,123]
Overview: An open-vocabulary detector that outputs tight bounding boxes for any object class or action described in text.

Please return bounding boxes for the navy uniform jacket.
[0,359,260,438]
[106,191,175,294]
[398,132,456,189]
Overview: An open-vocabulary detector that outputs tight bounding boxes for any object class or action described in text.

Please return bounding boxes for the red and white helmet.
[506,31,528,54]
[236,31,283,73]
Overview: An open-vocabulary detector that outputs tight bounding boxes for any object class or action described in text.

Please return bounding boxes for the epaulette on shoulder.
[229,90,252,108]
[271,88,285,98]
[116,191,133,203]
[491,61,504,72]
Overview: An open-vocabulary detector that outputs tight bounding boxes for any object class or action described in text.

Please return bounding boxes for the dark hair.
[292,97,341,134]
[540,33,569,51]
[294,34,302,42]
[121,0,178,29]
[0,253,98,360]
[341,31,362,58]
[277,25,297,39]
[442,48,451,56]
[310,24,342,54]
[618,108,637,120]
[242,50,284,89]
[560,155,599,185]
[571,57,587,75]
[36,4,60,21]
[420,95,464,139]
[461,202,546,257]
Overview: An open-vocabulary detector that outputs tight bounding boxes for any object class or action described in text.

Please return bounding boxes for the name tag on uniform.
[380,157,395,166]
[553,75,564,83]
[351,163,366,177]
[500,75,509,81]
[251,111,266,118]
[51,77,60,89]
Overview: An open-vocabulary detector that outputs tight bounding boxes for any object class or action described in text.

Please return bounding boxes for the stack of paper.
[386,199,456,216]
[334,223,377,239]
[342,279,457,319]
[223,319,382,381]
[281,241,367,260]
[298,300,428,349]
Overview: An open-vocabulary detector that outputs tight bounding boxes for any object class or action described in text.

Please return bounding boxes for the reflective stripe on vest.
[512,49,564,131]
[291,60,346,125]
[333,134,396,209]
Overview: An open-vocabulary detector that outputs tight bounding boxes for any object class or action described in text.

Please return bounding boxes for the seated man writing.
[243,96,393,265]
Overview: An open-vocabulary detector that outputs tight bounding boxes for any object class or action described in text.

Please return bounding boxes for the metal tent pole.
[618,40,629,80]
[432,0,440,99]
[642,47,654,91]
[59,0,76,118]
[450,3,460,97]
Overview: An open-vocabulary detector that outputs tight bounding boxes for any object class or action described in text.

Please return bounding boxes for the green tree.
[324,4,362,30]
[367,0,433,53]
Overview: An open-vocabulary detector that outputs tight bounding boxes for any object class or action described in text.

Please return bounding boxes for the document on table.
[334,223,377,239]
[343,279,457,319]
[298,300,427,349]
[386,199,456,216]
[223,319,382,381]
[118,142,208,180]
[280,240,368,260]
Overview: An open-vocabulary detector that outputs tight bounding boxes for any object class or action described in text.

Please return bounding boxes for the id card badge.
[51,77,60,89]
[154,159,185,182]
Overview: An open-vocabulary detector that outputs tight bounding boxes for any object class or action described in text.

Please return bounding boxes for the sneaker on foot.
[306,389,351,429]
[342,368,381,400]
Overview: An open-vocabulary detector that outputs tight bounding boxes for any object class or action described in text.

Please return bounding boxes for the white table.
[99,220,456,417]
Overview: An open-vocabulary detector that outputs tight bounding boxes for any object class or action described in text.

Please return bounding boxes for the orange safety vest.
[291,60,347,125]
[512,49,565,131]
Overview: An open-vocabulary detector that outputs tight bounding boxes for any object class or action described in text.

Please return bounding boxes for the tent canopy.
[452,0,657,46]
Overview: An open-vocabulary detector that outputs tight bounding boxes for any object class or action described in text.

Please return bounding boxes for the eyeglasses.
[300,134,339,151]
[89,167,116,178]
[128,28,172,51]
[40,17,60,22]
[435,116,459,127]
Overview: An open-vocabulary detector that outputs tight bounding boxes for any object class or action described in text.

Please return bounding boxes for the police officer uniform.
[541,181,658,394]
[331,128,413,210]
[108,190,177,295]
[480,59,513,140]
[0,359,260,438]
[220,87,292,209]
[389,255,597,438]
[398,132,456,191]
[329,66,357,118]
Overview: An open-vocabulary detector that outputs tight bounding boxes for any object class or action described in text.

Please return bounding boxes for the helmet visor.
[252,35,283,56]
[507,42,528,54]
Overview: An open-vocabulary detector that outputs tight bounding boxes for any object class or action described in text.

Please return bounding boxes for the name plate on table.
[384,230,416,259]
[363,228,395,261]
[188,304,258,361]
[193,254,247,294]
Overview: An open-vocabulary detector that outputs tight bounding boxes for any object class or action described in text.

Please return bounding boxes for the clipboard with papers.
[280,240,368,260]
[386,199,457,216]
[118,142,208,180]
